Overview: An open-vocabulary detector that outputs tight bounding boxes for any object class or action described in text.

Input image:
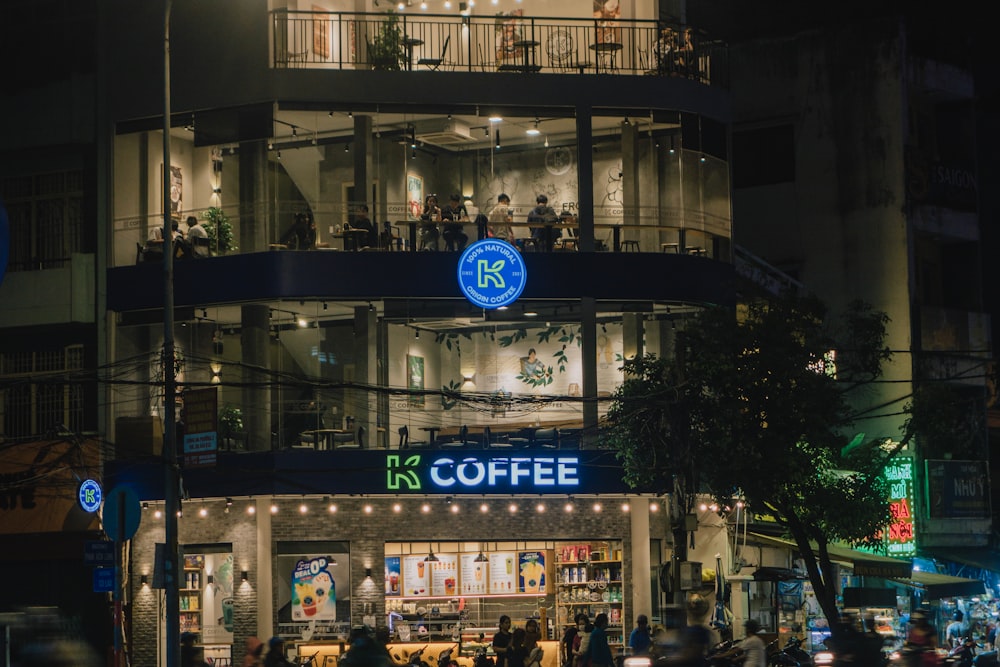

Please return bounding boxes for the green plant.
[218,405,244,438]
[369,11,405,70]
[201,207,237,254]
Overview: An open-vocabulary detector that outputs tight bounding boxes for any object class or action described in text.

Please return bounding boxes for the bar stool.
[660,242,680,253]
[621,240,640,252]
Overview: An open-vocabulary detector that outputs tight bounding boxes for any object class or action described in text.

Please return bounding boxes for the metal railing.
[270,10,727,85]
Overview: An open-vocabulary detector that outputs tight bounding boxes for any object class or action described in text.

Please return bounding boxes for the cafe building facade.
[97,0,736,665]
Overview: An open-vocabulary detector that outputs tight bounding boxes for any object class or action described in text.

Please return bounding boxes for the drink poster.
[402,555,429,597]
[385,556,401,597]
[460,554,488,595]
[200,553,235,644]
[489,552,517,594]
[291,556,337,621]
[429,554,459,597]
[519,551,547,594]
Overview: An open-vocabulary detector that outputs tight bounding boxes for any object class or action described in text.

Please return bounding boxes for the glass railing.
[270,9,728,85]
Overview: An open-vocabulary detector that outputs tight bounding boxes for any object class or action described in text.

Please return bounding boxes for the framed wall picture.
[407,354,424,408]
[407,174,423,221]
[166,165,183,217]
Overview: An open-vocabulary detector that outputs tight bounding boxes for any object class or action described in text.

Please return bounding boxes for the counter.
[297,640,562,667]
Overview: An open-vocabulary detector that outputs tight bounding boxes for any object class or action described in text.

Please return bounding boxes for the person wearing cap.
[526,194,559,252]
[264,636,295,667]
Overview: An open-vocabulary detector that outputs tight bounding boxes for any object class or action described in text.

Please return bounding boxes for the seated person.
[148,219,183,243]
[279,212,316,250]
[183,215,210,258]
[349,204,375,250]
[527,194,559,251]
[440,194,469,251]
[488,193,515,243]
[419,194,441,251]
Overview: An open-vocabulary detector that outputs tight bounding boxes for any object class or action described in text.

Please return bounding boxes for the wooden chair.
[418,35,450,70]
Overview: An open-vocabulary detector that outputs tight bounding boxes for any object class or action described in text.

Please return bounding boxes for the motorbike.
[943,638,977,667]
[767,636,813,667]
[436,644,460,667]
[403,644,430,667]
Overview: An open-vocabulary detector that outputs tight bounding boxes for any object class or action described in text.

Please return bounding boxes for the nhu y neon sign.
[387,454,580,492]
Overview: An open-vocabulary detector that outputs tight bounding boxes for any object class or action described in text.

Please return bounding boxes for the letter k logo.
[387,454,422,490]
[477,259,506,289]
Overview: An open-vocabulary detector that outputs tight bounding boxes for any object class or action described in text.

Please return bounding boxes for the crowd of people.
[145,215,211,260]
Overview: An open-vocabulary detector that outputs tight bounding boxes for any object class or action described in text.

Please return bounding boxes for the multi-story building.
[94,1,733,665]
[720,7,994,632]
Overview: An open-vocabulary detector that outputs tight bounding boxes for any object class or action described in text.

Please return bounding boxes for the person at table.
[653,25,677,73]
[527,193,559,251]
[441,194,469,251]
[184,215,210,258]
[349,204,375,250]
[279,212,316,250]
[148,218,183,243]
[419,194,442,251]
[488,193,515,244]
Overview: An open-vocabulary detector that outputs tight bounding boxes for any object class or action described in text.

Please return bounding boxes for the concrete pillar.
[631,497,653,621]
[256,497,273,638]
[621,121,640,244]
[622,313,644,365]
[353,115,373,212]
[241,304,271,451]
[353,305,377,447]
[581,297,598,447]
[576,110,595,252]
[238,139,270,252]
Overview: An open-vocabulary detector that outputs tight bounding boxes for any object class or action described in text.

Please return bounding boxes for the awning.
[747,532,913,578]
[921,547,1000,574]
[890,570,986,600]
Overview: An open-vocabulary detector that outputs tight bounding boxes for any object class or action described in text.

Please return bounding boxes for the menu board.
[385,556,401,597]
[488,552,517,594]
[460,554,488,595]
[519,551,547,594]
[428,554,459,596]
[402,555,429,597]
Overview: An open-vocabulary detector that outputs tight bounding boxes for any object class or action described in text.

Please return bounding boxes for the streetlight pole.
[162,2,181,667]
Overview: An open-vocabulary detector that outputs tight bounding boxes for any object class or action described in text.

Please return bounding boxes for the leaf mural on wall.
[441,378,462,410]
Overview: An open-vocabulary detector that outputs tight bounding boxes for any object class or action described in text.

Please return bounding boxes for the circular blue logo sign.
[78,479,103,513]
[457,240,527,309]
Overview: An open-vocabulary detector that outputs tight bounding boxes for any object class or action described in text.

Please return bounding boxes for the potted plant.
[218,405,245,449]
[368,11,405,71]
[201,207,238,255]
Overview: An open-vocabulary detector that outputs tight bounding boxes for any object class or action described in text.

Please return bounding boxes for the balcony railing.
[271,10,727,85]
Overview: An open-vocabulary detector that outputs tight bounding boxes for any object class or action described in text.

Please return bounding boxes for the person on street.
[586,613,615,667]
[242,637,264,667]
[905,609,940,667]
[628,614,651,656]
[264,637,295,667]
[493,615,513,667]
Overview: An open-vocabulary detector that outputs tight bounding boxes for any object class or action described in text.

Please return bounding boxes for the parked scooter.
[435,644,460,667]
[767,636,813,667]
[404,645,430,667]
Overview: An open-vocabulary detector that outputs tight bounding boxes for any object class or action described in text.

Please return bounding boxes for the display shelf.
[554,541,625,647]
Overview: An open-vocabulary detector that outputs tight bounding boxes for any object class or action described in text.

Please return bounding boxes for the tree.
[603,293,896,630]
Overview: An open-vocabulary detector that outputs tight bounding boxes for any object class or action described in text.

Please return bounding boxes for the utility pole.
[162,2,181,666]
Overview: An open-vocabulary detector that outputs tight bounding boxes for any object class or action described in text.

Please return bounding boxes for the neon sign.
[387,454,581,492]
[882,456,916,556]
[456,240,527,309]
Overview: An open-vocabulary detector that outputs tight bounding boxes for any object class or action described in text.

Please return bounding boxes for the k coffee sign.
[457,240,527,309]
[387,453,581,493]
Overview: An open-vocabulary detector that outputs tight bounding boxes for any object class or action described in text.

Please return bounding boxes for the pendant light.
[425,544,440,562]
[474,543,488,562]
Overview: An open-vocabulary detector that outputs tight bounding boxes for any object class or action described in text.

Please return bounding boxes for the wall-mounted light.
[495,130,500,149]
[241,570,249,582]
[140,575,149,587]
[365,568,373,579]
[142,502,149,511]
[206,574,214,585]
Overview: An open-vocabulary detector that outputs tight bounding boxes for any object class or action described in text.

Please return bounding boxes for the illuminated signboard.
[387,454,580,492]
[78,479,103,513]
[882,456,916,557]
[456,240,527,309]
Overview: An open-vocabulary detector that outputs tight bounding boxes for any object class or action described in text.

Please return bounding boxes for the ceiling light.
[527,120,540,136]
[450,504,459,513]
[536,502,546,513]
[247,504,256,515]
[508,502,518,513]
[328,502,338,513]
[592,502,602,512]
[425,547,440,562]
[364,504,373,514]
[621,502,630,512]
[393,503,402,513]
[489,115,502,122]
[495,130,500,149]
[649,501,660,512]
[474,551,488,562]
[544,136,549,147]
[270,504,278,514]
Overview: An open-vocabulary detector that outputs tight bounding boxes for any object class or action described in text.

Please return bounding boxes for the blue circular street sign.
[456,239,527,309]
[78,479,103,513]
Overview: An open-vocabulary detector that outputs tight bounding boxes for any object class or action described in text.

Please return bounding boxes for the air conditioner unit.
[415,119,474,147]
